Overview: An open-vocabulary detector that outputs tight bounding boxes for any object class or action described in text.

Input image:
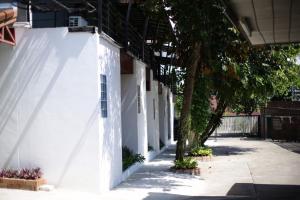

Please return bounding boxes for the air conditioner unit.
[69,16,88,27]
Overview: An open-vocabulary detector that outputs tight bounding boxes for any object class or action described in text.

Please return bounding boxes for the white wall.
[121,59,148,156]
[98,35,123,192]
[121,74,138,153]
[0,27,122,193]
[146,71,160,151]
[169,91,174,143]
[158,84,175,146]
[135,60,148,156]
[159,84,168,146]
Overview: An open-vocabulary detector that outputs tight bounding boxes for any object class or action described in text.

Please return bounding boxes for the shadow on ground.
[273,142,300,154]
[143,183,300,200]
[212,146,256,156]
[116,146,203,190]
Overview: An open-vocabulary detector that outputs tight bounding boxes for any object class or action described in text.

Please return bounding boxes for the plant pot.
[170,167,201,176]
[0,177,46,191]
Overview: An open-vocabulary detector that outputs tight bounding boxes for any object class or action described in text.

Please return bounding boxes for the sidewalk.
[0,145,206,200]
[1,138,300,200]
[102,145,206,200]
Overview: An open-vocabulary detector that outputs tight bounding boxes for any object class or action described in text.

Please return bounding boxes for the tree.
[162,0,228,160]
[197,44,300,146]
[146,0,300,158]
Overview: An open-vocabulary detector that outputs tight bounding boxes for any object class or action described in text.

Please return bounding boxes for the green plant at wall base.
[159,140,165,149]
[122,146,145,171]
[173,157,198,169]
[148,145,154,152]
[189,146,212,157]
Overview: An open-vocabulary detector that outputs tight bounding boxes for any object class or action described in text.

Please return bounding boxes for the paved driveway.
[0,138,299,200]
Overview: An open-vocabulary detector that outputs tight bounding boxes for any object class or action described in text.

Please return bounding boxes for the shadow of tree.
[212,146,256,156]
[144,193,254,200]
[115,145,202,191]
[273,142,300,154]
[143,183,300,200]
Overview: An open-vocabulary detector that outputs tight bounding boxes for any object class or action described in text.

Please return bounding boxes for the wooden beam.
[120,50,134,74]
[5,26,15,43]
[0,26,16,46]
[0,18,16,29]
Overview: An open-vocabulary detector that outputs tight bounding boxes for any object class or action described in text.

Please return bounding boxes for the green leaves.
[122,146,145,171]
[189,146,212,157]
[174,157,198,169]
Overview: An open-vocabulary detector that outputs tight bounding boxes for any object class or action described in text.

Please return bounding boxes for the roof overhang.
[226,0,300,45]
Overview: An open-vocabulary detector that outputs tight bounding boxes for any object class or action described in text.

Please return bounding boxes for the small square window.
[153,99,155,120]
[137,85,141,114]
[100,74,107,118]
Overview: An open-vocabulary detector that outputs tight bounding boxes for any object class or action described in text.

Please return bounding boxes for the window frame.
[137,85,141,114]
[100,74,108,118]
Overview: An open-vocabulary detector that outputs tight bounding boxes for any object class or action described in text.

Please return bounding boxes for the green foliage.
[146,0,300,154]
[191,77,211,135]
[159,140,165,149]
[173,157,198,169]
[189,146,212,157]
[122,146,145,171]
[148,145,154,152]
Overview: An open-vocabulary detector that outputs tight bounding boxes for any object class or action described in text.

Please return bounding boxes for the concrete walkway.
[1,138,300,200]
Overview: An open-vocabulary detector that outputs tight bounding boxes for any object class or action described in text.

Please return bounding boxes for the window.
[137,85,141,113]
[153,99,155,119]
[100,74,107,118]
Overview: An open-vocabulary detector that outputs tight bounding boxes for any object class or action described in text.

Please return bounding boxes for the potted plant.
[0,168,46,191]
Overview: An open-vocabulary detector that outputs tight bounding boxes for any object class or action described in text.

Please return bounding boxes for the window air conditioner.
[69,16,88,27]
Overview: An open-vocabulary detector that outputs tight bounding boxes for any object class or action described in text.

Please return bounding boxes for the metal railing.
[100,0,176,91]
[213,115,260,137]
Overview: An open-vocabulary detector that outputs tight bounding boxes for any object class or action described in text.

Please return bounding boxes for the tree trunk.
[176,42,201,161]
[199,100,227,146]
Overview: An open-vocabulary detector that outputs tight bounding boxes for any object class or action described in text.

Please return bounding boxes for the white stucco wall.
[121,59,148,156]
[159,84,168,146]
[158,84,175,146]
[146,71,160,152]
[135,60,148,156]
[121,74,138,153]
[0,27,122,193]
[98,35,122,192]
[169,91,174,143]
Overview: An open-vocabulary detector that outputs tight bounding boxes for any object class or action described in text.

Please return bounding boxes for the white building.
[0,1,175,193]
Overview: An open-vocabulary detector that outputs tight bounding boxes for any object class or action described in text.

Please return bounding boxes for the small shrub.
[189,146,212,157]
[0,168,42,180]
[173,157,198,169]
[159,140,165,149]
[148,145,154,152]
[122,146,145,171]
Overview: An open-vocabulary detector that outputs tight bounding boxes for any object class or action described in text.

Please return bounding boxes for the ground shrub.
[189,146,212,157]
[122,146,145,171]
[159,140,165,149]
[148,145,154,152]
[173,157,198,169]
